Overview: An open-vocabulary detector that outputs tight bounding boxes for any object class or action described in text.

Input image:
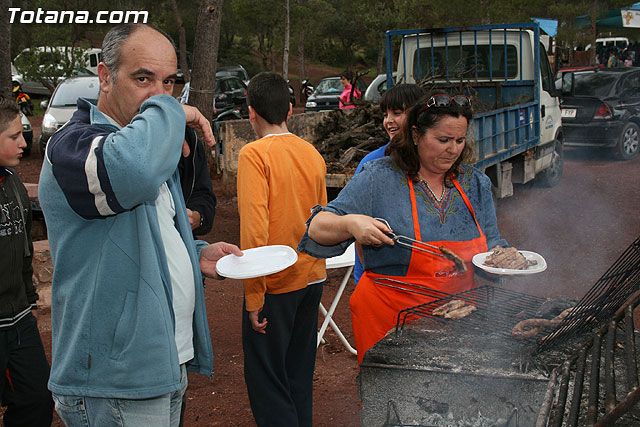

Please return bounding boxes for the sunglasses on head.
[417,94,472,115]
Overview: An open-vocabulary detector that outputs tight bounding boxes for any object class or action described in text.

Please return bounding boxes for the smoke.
[493,147,640,300]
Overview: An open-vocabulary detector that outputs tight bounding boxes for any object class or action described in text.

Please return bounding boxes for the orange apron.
[350,178,488,363]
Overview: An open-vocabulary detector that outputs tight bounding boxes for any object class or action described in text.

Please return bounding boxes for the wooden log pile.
[312,104,389,174]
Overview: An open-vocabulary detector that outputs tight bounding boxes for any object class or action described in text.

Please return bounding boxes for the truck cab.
[386,23,563,197]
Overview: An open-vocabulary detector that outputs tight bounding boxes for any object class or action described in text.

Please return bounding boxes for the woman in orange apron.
[351,178,487,362]
[298,93,507,363]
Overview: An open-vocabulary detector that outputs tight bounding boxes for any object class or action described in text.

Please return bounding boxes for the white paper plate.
[216,245,298,279]
[472,250,547,275]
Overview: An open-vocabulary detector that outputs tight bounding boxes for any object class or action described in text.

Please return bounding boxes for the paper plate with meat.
[472,247,547,275]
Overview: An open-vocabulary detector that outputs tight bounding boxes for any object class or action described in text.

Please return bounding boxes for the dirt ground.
[12,115,640,426]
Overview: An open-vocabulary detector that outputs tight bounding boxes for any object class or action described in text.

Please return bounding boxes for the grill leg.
[624,305,638,391]
[550,360,572,427]
[567,349,587,427]
[604,321,617,414]
[587,334,602,426]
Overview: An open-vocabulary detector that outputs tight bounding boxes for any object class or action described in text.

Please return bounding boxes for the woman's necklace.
[418,178,446,202]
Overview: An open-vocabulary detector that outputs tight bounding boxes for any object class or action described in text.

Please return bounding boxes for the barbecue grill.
[536,295,640,426]
[358,235,640,426]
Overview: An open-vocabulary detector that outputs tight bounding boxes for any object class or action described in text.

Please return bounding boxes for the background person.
[338,70,361,109]
[607,48,619,68]
[177,94,217,236]
[352,83,425,284]
[237,72,327,427]
[298,93,507,362]
[38,24,241,426]
[0,96,53,427]
[179,126,217,236]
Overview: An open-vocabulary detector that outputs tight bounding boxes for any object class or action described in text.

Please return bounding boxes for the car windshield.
[217,70,246,81]
[315,78,342,95]
[51,77,100,107]
[573,73,618,97]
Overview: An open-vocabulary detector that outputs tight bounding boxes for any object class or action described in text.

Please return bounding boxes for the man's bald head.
[101,24,176,83]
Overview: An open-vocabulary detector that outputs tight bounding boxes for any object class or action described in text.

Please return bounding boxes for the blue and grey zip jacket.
[39,95,213,399]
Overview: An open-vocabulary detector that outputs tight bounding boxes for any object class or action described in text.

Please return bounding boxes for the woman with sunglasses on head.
[351,83,425,286]
[298,92,507,362]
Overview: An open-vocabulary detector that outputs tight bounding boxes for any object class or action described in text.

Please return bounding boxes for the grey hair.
[101,24,177,82]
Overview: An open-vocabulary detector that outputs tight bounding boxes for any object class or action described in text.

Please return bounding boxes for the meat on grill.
[484,246,537,270]
[444,305,476,319]
[512,307,574,339]
[432,300,466,316]
[432,299,476,320]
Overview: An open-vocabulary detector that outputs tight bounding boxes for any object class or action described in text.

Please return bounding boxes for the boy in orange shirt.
[237,72,327,427]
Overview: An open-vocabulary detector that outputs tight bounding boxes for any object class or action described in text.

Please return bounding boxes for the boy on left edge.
[0,95,54,426]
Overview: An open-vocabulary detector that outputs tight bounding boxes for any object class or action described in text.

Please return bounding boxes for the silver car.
[21,112,33,155]
[363,73,397,103]
[40,75,100,152]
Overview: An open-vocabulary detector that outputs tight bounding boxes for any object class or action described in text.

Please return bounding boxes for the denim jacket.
[299,157,507,277]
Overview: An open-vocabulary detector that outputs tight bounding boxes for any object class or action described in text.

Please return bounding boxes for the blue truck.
[213,23,563,198]
[385,22,564,197]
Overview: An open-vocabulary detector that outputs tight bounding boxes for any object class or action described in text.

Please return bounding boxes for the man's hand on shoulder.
[200,241,243,279]
[181,105,215,149]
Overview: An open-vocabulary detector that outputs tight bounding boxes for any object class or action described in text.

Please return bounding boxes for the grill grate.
[536,235,640,355]
[536,294,640,426]
[374,278,547,341]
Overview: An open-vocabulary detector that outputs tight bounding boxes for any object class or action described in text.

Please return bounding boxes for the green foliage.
[14,47,90,94]
[8,0,640,87]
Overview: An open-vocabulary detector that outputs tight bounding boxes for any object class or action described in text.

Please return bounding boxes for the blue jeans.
[52,364,188,427]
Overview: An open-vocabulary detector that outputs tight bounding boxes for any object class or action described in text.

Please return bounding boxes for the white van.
[15,47,101,73]
[585,37,630,51]
[12,47,101,95]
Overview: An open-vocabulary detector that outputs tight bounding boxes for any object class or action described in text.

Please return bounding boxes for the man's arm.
[236,145,270,321]
[47,95,187,219]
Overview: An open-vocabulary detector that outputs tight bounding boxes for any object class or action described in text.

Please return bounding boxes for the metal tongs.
[375,218,467,273]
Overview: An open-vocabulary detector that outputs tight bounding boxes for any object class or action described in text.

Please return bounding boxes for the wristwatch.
[198,211,205,228]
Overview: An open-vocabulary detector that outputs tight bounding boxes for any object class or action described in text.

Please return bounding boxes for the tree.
[8,0,113,95]
[232,0,283,70]
[189,0,223,171]
[0,0,12,98]
[283,0,290,80]
[297,0,307,82]
[323,0,363,69]
[170,0,191,83]
[14,47,89,94]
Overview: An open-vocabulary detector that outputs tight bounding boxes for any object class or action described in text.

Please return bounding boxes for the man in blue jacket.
[38,24,241,426]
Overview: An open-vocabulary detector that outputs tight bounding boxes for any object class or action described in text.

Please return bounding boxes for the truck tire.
[538,139,563,187]
[614,122,640,160]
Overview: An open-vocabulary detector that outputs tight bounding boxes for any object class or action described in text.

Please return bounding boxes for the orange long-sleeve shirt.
[237,133,327,311]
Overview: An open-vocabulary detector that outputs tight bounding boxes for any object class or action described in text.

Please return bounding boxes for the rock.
[23,182,38,200]
[32,240,53,309]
